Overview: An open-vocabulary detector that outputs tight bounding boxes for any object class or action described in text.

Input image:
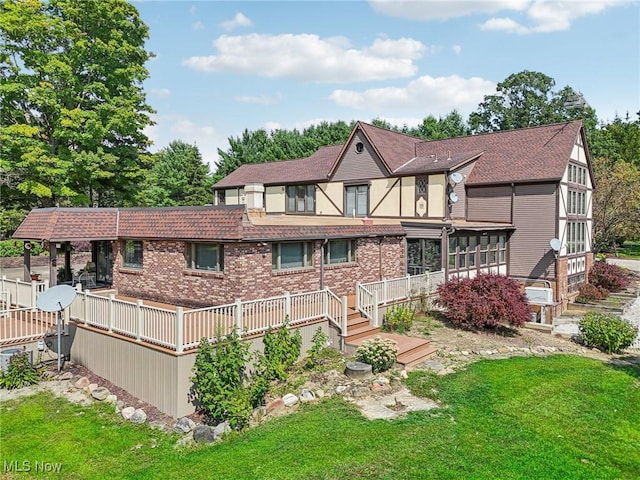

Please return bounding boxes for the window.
[568,164,587,186]
[345,185,368,217]
[468,237,477,267]
[324,239,356,265]
[186,243,224,272]
[448,237,457,269]
[272,242,314,270]
[406,239,441,274]
[286,185,315,213]
[566,221,587,254]
[479,236,489,266]
[568,190,586,215]
[498,235,506,263]
[216,190,225,205]
[122,240,143,268]
[355,142,364,154]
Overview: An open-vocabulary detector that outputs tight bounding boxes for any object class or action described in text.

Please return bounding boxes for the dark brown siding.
[467,186,512,223]
[450,161,476,219]
[402,225,443,239]
[510,183,557,279]
[332,132,388,182]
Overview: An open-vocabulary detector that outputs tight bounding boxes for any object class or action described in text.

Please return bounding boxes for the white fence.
[1,272,442,352]
[356,270,445,326]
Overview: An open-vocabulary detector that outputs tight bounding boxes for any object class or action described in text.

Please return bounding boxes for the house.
[13,120,594,318]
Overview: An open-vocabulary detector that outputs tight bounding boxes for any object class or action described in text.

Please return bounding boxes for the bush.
[0,239,45,257]
[575,283,609,304]
[579,312,637,354]
[305,327,329,368]
[0,352,41,390]
[190,331,251,429]
[589,262,631,292]
[355,336,398,373]
[435,274,530,330]
[255,318,302,382]
[382,303,415,333]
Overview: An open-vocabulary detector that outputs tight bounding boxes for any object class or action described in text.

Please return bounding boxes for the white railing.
[0,276,46,308]
[0,307,57,345]
[356,271,445,327]
[325,288,346,335]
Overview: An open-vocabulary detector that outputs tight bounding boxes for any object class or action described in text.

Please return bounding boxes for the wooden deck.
[0,308,58,346]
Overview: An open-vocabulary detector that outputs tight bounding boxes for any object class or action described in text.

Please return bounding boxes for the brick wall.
[113,237,405,307]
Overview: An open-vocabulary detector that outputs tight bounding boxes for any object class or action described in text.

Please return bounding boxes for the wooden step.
[345,331,436,368]
[345,324,381,343]
[347,295,356,309]
[347,309,362,321]
[347,316,369,329]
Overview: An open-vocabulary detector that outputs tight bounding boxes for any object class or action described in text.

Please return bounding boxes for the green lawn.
[2,355,639,479]
[615,241,640,259]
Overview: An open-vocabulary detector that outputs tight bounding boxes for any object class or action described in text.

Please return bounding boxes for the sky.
[134,0,640,169]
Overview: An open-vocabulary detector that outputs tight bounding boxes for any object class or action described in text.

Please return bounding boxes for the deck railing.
[0,306,57,345]
[0,276,46,308]
[356,271,445,327]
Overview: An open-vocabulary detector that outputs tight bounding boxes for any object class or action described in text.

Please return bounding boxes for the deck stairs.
[344,295,436,368]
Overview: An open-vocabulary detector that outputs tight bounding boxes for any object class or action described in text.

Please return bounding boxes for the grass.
[1,355,639,479]
[615,241,640,259]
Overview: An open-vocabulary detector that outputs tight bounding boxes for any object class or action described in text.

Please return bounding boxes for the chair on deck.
[73,262,97,289]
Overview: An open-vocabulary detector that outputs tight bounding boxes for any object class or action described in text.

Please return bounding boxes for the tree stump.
[344,361,373,378]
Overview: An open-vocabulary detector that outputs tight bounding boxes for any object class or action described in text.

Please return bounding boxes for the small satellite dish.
[36,285,77,373]
[449,172,464,184]
[36,285,77,312]
[449,192,459,203]
[549,238,562,252]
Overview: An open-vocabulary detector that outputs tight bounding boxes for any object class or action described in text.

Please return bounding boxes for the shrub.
[190,331,251,428]
[305,327,329,368]
[355,336,398,373]
[575,283,609,304]
[255,317,302,382]
[0,239,44,257]
[579,312,637,354]
[435,274,530,330]
[0,352,41,390]
[589,262,631,292]
[382,303,415,333]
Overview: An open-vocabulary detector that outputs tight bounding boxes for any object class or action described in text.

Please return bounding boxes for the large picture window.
[448,233,507,271]
[345,185,368,217]
[186,243,224,272]
[286,185,315,213]
[324,239,356,265]
[566,221,586,254]
[122,240,143,269]
[272,242,314,270]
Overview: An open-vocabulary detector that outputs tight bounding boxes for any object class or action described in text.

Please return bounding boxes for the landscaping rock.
[105,394,117,404]
[121,406,135,420]
[88,383,98,392]
[374,377,390,385]
[91,387,110,401]
[335,385,348,394]
[149,421,167,431]
[174,432,194,449]
[266,398,285,415]
[173,417,196,434]
[74,376,90,389]
[252,406,266,421]
[213,421,231,437]
[371,383,383,392]
[58,372,73,381]
[193,425,218,444]
[130,408,147,424]
[399,370,408,379]
[315,389,325,399]
[42,371,57,380]
[282,393,299,407]
[300,389,316,403]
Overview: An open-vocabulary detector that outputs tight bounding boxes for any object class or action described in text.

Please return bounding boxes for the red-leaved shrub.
[435,274,530,330]
[575,283,609,304]
[589,262,631,292]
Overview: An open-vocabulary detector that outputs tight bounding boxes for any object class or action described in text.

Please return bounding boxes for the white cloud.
[328,74,495,115]
[183,34,426,83]
[221,12,253,31]
[150,88,171,98]
[234,93,283,105]
[369,0,529,20]
[452,44,462,55]
[193,20,204,31]
[145,114,227,169]
[372,0,631,35]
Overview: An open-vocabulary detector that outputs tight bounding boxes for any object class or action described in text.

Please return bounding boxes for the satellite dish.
[449,172,464,184]
[36,285,77,373]
[36,285,77,312]
[449,192,459,203]
[549,238,562,252]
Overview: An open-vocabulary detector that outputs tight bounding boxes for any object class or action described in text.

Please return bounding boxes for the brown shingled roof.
[355,122,423,173]
[12,208,119,242]
[415,121,583,185]
[213,145,342,188]
[118,205,246,240]
[243,223,405,241]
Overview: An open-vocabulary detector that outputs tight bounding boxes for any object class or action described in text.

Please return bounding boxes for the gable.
[330,131,389,182]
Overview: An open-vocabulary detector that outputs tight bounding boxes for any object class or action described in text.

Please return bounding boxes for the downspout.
[320,239,328,290]
[379,237,384,280]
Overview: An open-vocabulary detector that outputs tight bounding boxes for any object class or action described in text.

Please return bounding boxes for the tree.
[214,121,354,181]
[468,70,597,133]
[137,141,213,207]
[410,111,470,140]
[0,0,154,208]
[592,156,640,252]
